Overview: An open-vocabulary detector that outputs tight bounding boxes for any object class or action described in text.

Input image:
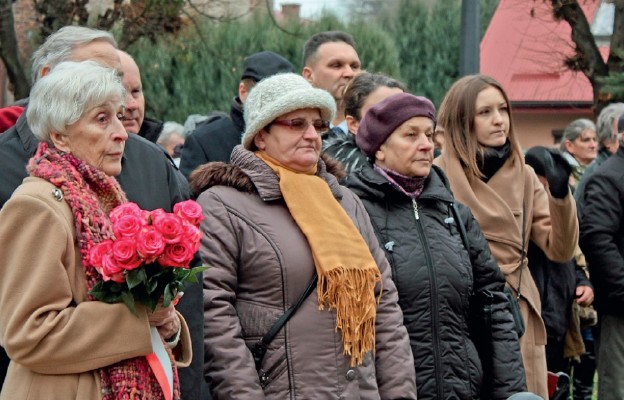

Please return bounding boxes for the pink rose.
[137,226,166,263]
[100,253,126,283]
[113,214,144,239]
[149,209,166,224]
[152,212,184,244]
[178,221,201,253]
[159,242,195,268]
[112,238,142,270]
[89,240,113,268]
[110,203,142,224]
[174,200,204,226]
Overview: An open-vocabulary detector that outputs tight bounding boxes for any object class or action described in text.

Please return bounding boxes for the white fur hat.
[242,73,336,150]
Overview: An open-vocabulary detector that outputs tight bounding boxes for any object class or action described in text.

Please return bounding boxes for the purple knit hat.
[356,93,437,157]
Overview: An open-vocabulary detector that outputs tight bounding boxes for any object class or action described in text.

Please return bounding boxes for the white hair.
[158,121,186,145]
[560,118,596,151]
[31,26,117,84]
[27,60,125,143]
[596,103,624,149]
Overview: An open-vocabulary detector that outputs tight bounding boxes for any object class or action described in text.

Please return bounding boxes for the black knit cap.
[356,93,437,157]
[241,51,295,82]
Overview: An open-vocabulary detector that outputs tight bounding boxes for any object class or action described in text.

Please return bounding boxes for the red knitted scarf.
[28,142,180,400]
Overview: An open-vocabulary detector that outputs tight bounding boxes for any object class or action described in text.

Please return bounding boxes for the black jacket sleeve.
[180,131,209,179]
[459,203,527,399]
[579,171,624,312]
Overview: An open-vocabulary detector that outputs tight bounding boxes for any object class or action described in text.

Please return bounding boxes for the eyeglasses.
[270,118,330,134]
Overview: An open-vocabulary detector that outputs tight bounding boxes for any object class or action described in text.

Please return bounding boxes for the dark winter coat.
[0,110,207,400]
[179,97,245,179]
[322,128,369,178]
[575,148,612,219]
[346,163,526,400]
[579,145,624,318]
[138,116,164,143]
[193,145,416,400]
[527,242,591,348]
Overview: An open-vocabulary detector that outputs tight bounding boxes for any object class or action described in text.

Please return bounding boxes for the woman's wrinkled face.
[375,116,435,178]
[565,129,597,165]
[53,94,128,176]
[474,86,509,148]
[254,108,323,172]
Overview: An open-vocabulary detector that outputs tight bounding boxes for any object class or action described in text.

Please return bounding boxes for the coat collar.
[189,145,345,200]
[350,161,455,204]
[435,150,527,253]
[230,97,245,133]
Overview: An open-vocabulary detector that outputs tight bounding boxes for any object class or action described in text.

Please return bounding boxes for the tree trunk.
[0,0,30,101]
[550,0,622,114]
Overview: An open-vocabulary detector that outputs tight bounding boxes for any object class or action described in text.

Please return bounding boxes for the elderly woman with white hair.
[0,60,191,400]
[190,73,416,399]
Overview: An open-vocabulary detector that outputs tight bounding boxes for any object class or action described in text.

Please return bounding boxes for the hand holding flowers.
[89,200,207,314]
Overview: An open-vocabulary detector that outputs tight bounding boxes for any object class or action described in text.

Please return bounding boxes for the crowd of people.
[0,24,621,400]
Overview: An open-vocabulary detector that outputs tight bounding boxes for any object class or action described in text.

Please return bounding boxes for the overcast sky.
[273,0,344,19]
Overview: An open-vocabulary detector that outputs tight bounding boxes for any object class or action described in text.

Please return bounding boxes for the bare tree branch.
[550,0,608,85]
[0,0,30,99]
[264,0,304,38]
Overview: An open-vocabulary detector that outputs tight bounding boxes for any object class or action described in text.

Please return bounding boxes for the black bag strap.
[251,274,318,371]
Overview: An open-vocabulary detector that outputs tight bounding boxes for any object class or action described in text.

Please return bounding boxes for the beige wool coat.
[0,177,191,400]
[435,152,578,399]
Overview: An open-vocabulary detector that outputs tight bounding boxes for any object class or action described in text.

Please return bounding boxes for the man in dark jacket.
[575,103,624,218]
[0,26,207,400]
[179,51,294,178]
[573,104,624,400]
[579,138,624,400]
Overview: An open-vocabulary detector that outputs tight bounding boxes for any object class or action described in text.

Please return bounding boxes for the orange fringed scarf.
[256,151,382,366]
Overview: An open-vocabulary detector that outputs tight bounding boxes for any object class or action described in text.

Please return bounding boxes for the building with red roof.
[481,0,609,148]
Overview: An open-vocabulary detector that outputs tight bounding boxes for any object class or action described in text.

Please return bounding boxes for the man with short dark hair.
[302,31,361,134]
[179,50,294,179]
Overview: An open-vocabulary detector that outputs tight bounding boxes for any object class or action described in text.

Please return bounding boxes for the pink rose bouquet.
[88,201,207,313]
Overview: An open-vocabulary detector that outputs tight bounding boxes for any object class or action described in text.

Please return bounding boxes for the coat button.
[346,369,356,381]
[52,188,64,201]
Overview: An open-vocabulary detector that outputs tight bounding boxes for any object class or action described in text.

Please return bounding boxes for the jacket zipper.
[413,200,444,399]
[259,352,287,388]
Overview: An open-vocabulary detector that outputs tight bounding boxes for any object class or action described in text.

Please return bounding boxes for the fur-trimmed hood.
[189,145,346,199]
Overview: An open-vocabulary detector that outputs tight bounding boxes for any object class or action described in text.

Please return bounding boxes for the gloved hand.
[542,149,572,199]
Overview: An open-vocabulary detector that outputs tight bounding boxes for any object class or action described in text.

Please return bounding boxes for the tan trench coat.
[0,178,191,400]
[435,152,578,398]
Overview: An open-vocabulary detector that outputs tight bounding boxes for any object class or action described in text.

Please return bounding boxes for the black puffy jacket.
[346,163,526,400]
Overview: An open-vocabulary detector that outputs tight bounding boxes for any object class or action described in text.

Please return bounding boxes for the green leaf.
[185,266,209,283]
[146,277,158,294]
[163,283,175,308]
[89,281,124,303]
[127,268,147,289]
[143,294,158,312]
[121,291,137,316]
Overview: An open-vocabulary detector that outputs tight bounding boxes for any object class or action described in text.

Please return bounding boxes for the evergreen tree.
[130,12,401,123]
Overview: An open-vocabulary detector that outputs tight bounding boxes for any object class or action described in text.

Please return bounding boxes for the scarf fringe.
[318,267,382,366]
